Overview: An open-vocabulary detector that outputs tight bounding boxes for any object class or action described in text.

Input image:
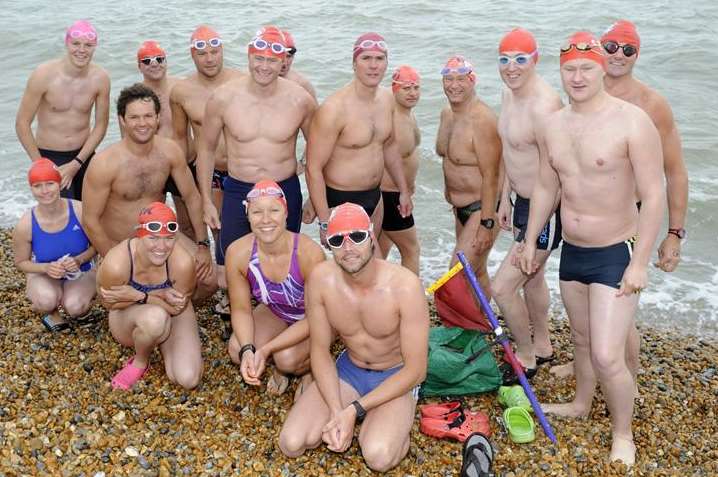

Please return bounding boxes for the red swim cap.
[392,65,420,93]
[353,32,388,61]
[499,28,539,63]
[248,26,287,58]
[137,40,165,62]
[560,31,606,69]
[282,30,296,49]
[246,179,288,210]
[327,203,371,237]
[28,159,61,186]
[190,25,221,49]
[601,20,641,53]
[136,202,177,238]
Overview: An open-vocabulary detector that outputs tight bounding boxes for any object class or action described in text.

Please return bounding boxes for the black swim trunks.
[454,200,500,227]
[513,195,562,251]
[164,160,198,196]
[559,238,636,289]
[326,185,381,217]
[217,175,302,265]
[380,191,414,232]
[39,148,94,201]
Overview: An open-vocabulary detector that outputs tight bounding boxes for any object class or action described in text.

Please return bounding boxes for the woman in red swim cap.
[12,159,97,332]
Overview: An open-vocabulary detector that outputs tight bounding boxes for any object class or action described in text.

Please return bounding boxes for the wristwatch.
[197,238,211,248]
[351,400,367,420]
[668,228,686,239]
[480,218,495,230]
[137,292,148,304]
[319,221,328,232]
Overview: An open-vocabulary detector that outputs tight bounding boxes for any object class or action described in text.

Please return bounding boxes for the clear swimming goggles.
[327,230,371,249]
[498,50,537,66]
[69,30,97,41]
[249,38,288,55]
[354,39,388,52]
[246,185,285,201]
[140,56,166,66]
[191,37,222,50]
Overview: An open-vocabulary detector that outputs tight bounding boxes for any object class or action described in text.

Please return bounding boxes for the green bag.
[421,326,502,397]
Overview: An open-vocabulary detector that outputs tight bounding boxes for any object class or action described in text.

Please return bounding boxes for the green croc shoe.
[503,407,535,444]
[497,385,532,412]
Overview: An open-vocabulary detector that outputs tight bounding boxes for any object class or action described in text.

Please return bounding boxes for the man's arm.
[306,266,343,414]
[77,71,110,162]
[195,91,226,229]
[622,111,666,293]
[473,108,502,250]
[351,272,429,414]
[15,67,46,160]
[170,85,190,159]
[81,151,117,256]
[306,102,342,224]
[652,98,688,271]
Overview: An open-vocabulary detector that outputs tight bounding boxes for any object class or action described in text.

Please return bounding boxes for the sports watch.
[351,400,367,420]
[480,218,495,230]
[197,238,211,248]
[319,221,329,232]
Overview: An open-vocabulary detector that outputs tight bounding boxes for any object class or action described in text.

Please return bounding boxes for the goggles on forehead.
[354,39,388,52]
[327,230,371,249]
[602,41,637,57]
[192,37,222,50]
[69,30,97,41]
[137,221,179,234]
[441,65,472,76]
[498,50,537,66]
[249,38,288,55]
[246,185,285,201]
[140,56,165,66]
[560,41,601,54]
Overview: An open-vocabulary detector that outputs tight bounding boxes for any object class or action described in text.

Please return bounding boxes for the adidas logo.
[73,224,81,231]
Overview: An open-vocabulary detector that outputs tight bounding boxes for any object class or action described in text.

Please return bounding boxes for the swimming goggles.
[249,38,288,55]
[601,41,637,57]
[246,185,285,201]
[327,230,371,249]
[560,40,601,55]
[191,37,222,50]
[287,47,297,56]
[440,65,473,76]
[498,50,537,66]
[140,56,166,66]
[138,221,179,234]
[68,30,97,41]
[354,39,388,52]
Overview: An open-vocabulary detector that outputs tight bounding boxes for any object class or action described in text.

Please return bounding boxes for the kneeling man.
[98,203,203,391]
[279,203,429,472]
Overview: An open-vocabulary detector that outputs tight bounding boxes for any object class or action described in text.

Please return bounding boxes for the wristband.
[72,157,84,166]
[239,344,256,361]
[351,400,367,421]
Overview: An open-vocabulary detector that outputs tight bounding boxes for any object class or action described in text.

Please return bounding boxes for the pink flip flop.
[111,357,149,390]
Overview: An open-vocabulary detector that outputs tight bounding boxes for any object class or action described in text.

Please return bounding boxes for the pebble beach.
[0,229,716,476]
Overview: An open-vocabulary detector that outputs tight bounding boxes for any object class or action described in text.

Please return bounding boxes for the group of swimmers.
[11,18,688,470]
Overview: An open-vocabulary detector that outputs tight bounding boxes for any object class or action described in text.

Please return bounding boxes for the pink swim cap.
[246,179,288,210]
[441,55,476,82]
[353,32,388,61]
[391,65,420,93]
[65,20,97,45]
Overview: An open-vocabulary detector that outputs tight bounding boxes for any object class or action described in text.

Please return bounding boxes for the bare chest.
[326,287,400,338]
[337,106,392,150]
[440,116,476,166]
[224,95,302,144]
[112,154,171,202]
[395,116,420,157]
[498,103,536,151]
[44,77,96,114]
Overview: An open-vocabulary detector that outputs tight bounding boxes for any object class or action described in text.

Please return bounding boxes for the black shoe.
[501,362,537,386]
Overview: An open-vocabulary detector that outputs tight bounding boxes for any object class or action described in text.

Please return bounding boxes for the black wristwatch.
[72,157,84,166]
[668,228,686,240]
[351,400,367,421]
[319,221,328,232]
[239,344,256,361]
[197,238,211,248]
[137,292,148,305]
[480,218,495,230]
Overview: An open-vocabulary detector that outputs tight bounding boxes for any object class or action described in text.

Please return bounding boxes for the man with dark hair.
[15,20,110,201]
[279,30,316,99]
[82,83,215,300]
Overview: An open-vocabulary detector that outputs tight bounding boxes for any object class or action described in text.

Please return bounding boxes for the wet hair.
[116,83,161,118]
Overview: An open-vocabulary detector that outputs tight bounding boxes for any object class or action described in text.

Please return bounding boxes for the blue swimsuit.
[31,200,92,272]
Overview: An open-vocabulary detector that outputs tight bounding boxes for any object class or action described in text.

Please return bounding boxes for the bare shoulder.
[69,199,83,216]
[471,99,497,123]
[89,64,110,83]
[531,86,563,118]
[155,136,183,160]
[316,89,346,122]
[307,259,336,288]
[169,243,195,275]
[225,233,255,269]
[14,210,32,238]
[635,81,674,127]
[101,240,131,277]
[91,143,122,170]
[439,105,452,122]
[279,77,313,104]
[297,233,325,262]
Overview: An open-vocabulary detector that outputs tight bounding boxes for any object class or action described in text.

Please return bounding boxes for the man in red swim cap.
[98,202,204,391]
[306,32,413,249]
[518,31,666,467]
[197,25,317,292]
[378,66,422,274]
[170,25,243,245]
[16,19,110,201]
[436,54,501,293]
[492,28,564,385]
[601,20,687,273]
[279,202,429,472]
[279,29,317,99]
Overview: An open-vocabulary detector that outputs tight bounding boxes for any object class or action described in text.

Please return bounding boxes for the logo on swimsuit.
[538,228,549,244]
[72,224,81,231]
